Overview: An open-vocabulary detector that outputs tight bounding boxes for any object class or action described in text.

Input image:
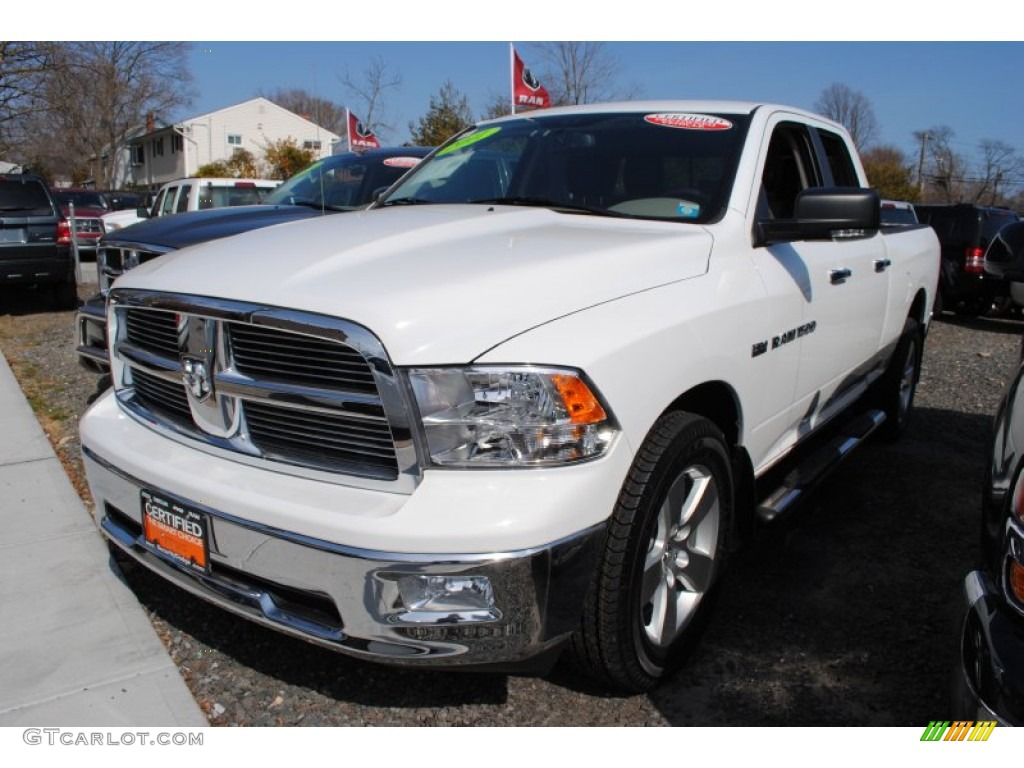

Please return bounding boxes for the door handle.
[829,268,852,284]
[874,258,892,273]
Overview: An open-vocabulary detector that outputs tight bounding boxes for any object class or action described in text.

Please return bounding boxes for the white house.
[126,97,341,187]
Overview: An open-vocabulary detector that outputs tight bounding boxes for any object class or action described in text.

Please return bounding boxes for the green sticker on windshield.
[437,127,501,156]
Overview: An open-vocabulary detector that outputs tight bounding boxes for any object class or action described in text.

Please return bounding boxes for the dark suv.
[0,174,76,308]
[915,203,1019,316]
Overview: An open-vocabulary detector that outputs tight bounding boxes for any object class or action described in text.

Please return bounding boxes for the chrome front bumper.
[951,570,1019,726]
[75,293,109,372]
[84,445,604,671]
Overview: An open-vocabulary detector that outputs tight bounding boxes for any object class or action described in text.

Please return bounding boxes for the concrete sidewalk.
[0,349,206,726]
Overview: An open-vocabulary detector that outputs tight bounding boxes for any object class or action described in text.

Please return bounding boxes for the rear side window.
[818,130,860,187]
[160,188,178,215]
[175,184,192,213]
[0,179,54,215]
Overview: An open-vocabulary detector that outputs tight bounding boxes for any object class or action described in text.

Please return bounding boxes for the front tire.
[569,412,734,692]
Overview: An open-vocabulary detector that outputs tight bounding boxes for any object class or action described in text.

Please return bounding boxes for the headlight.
[407,366,618,467]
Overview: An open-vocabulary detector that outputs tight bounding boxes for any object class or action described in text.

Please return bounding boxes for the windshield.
[264,153,425,210]
[380,111,750,223]
[55,190,109,209]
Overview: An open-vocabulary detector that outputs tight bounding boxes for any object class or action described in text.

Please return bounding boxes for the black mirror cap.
[757,187,880,246]
[794,187,880,232]
[135,206,151,219]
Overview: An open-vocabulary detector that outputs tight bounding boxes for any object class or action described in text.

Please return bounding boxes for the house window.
[227,134,242,146]
[303,140,322,151]
[153,137,164,157]
[172,134,183,153]
[130,145,144,165]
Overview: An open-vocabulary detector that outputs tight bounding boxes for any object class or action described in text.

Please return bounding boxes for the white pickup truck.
[80,101,940,692]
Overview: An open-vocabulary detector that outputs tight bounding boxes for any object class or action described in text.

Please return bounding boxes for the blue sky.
[28,2,1024,186]
[182,41,1023,171]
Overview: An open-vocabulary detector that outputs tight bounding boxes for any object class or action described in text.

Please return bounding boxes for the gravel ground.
[1,283,1020,726]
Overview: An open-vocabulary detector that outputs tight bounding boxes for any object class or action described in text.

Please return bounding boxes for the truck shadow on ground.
[109,404,990,724]
[0,285,80,316]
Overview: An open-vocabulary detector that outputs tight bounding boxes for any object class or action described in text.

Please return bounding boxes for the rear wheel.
[877,316,922,441]
[569,412,733,692]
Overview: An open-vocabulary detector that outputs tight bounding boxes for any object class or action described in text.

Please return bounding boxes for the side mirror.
[136,206,151,219]
[757,187,880,246]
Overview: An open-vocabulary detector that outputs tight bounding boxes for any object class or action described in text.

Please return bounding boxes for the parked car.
[916,203,1019,316]
[880,199,918,227]
[76,147,432,370]
[0,173,76,308]
[953,336,1024,725]
[100,177,281,233]
[981,220,1024,312]
[52,187,110,259]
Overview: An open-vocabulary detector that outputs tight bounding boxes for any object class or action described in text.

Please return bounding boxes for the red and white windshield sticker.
[383,157,423,168]
[644,113,733,131]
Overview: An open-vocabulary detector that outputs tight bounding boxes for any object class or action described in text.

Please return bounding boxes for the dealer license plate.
[141,489,209,574]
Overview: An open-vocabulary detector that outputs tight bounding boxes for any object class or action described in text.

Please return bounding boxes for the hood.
[118,205,713,364]
[102,205,325,249]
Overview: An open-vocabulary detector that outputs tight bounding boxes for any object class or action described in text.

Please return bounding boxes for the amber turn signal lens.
[1010,561,1024,604]
[552,374,607,425]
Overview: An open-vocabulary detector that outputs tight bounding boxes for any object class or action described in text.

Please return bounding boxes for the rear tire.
[877,316,922,442]
[569,412,734,692]
[51,278,78,310]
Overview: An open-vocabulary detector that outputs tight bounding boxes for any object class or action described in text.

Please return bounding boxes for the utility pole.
[916,132,929,196]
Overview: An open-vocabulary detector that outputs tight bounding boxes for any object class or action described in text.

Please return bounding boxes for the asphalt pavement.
[0,340,206,726]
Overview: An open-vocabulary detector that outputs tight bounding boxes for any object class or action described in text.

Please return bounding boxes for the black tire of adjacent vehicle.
[569,412,734,692]
[51,278,78,311]
[877,316,922,442]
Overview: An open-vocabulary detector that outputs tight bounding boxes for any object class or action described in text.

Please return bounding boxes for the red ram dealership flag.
[347,110,381,152]
[512,46,550,111]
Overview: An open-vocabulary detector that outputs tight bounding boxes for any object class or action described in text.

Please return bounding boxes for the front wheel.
[569,412,734,692]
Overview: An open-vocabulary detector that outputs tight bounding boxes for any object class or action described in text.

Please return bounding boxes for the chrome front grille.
[227,323,378,393]
[110,291,418,491]
[131,367,192,426]
[245,400,398,475]
[125,308,180,358]
[74,217,103,234]
[97,241,173,293]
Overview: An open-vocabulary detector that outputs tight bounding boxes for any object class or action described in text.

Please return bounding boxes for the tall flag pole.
[509,43,516,115]
[511,44,550,114]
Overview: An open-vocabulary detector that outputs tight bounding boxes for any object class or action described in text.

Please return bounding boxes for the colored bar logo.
[920,721,997,741]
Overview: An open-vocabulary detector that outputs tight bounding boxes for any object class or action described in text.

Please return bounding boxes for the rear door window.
[175,184,192,213]
[817,129,861,187]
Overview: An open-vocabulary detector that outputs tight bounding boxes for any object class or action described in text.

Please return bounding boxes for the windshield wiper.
[378,197,435,207]
[470,196,605,216]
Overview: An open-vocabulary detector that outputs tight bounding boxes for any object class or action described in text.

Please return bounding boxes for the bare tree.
[814,83,879,150]
[339,57,402,141]
[0,42,52,156]
[258,87,346,136]
[530,42,640,106]
[37,42,195,186]
[920,125,968,203]
[972,139,1022,206]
